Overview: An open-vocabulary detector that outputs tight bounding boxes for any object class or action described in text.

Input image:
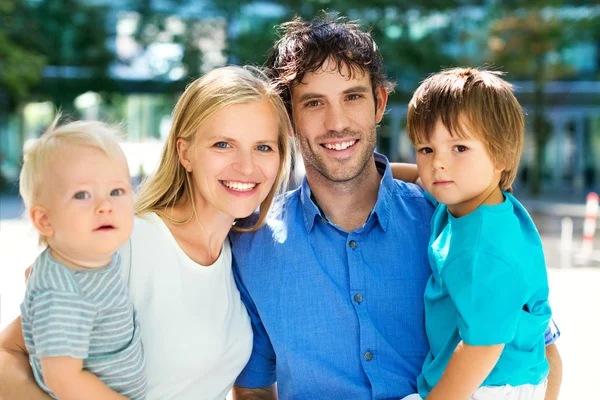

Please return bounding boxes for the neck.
[50,247,111,269]
[448,184,504,218]
[164,194,235,265]
[306,156,381,232]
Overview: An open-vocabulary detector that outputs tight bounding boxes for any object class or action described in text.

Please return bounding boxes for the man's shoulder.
[387,179,434,217]
[231,188,303,242]
[391,179,427,198]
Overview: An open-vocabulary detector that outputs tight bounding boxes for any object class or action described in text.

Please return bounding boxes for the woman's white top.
[119,213,253,400]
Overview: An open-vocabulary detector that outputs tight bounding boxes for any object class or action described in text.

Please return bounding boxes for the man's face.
[290,59,388,184]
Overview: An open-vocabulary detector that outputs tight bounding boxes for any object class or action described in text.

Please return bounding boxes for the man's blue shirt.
[231,154,435,399]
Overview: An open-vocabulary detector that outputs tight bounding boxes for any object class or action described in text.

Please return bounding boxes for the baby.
[19,119,147,399]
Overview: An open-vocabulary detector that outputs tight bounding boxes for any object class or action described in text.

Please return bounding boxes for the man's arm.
[0,317,52,400]
[544,343,562,400]
[389,162,419,183]
[232,384,277,400]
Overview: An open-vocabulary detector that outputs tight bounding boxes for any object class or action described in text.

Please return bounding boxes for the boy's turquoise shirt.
[417,191,551,397]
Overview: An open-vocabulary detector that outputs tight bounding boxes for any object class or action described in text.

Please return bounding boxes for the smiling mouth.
[322,140,357,151]
[220,181,258,192]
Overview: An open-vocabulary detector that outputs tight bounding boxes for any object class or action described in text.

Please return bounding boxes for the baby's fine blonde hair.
[19,116,127,243]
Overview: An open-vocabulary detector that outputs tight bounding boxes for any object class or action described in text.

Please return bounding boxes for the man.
[231,14,561,400]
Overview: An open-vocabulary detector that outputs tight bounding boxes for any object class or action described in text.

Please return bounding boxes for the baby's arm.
[40,357,127,400]
[426,342,504,400]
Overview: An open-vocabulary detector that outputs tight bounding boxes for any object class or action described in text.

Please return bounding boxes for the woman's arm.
[232,384,277,400]
[426,341,504,400]
[40,357,128,400]
[0,317,51,400]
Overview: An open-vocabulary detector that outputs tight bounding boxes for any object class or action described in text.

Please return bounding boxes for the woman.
[0,66,292,399]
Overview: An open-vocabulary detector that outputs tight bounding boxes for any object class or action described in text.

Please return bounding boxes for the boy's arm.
[389,162,420,184]
[0,317,52,400]
[426,341,504,400]
[40,357,127,400]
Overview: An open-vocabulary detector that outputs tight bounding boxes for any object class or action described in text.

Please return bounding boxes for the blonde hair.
[407,67,524,192]
[135,66,292,232]
[19,116,127,244]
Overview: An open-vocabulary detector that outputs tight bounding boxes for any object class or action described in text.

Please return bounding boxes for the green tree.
[5,0,116,112]
[0,0,46,109]
[484,1,599,194]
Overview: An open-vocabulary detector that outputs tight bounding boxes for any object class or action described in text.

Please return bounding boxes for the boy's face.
[289,58,387,184]
[414,119,503,217]
[36,143,134,268]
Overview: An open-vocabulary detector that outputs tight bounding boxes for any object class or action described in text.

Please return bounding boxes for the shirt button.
[348,240,357,249]
[363,351,373,361]
[354,293,363,303]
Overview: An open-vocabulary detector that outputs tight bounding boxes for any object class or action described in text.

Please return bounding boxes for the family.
[0,13,562,400]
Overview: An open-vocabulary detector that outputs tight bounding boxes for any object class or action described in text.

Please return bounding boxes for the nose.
[431,152,446,171]
[233,151,256,176]
[95,197,113,215]
[324,103,351,133]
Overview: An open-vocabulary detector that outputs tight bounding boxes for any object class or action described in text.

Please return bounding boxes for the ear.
[30,205,54,238]
[176,138,193,172]
[494,162,506,174]
[374,86,389,124]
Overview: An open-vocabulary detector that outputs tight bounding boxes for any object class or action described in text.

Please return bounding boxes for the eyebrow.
[296,85,371,102]
[205,136,279,144]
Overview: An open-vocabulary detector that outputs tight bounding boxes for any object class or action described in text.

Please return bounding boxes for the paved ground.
[1,194,598,398]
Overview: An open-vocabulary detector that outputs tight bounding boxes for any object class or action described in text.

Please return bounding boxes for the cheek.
[261,155,282,182]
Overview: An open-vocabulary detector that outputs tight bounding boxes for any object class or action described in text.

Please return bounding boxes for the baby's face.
[41,143,134,267]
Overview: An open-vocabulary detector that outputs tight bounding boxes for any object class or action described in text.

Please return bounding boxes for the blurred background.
[1,0,600,398]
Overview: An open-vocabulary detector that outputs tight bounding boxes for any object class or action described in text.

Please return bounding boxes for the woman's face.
[179,99,282,219]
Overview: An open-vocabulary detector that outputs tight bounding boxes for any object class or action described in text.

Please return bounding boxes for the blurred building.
[1,1,599,195]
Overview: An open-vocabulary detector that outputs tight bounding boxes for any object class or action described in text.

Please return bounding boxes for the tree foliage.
[0,0,46,108]
[484,2,599,194]
[1,0,116,111]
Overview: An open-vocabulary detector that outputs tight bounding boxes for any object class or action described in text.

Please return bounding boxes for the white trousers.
[401,381,547,400]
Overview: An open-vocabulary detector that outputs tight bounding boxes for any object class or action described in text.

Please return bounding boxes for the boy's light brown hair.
[406,67,524,192]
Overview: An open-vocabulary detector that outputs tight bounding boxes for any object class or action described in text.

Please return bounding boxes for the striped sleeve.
[29,290,97,359]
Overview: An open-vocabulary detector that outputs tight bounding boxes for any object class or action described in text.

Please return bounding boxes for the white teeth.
[324,140,356,151]
[222,181,257,191]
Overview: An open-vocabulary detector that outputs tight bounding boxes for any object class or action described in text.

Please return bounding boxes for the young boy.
[399,68,551,399]
[19,119,147,399]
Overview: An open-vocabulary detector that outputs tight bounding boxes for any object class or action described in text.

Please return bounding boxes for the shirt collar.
[299,152,394,233]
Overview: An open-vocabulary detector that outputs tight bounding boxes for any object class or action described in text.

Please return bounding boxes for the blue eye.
[214,142,229,149]
[110,188,125,196]
[74,191,90,200]
[256,144,272,152]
